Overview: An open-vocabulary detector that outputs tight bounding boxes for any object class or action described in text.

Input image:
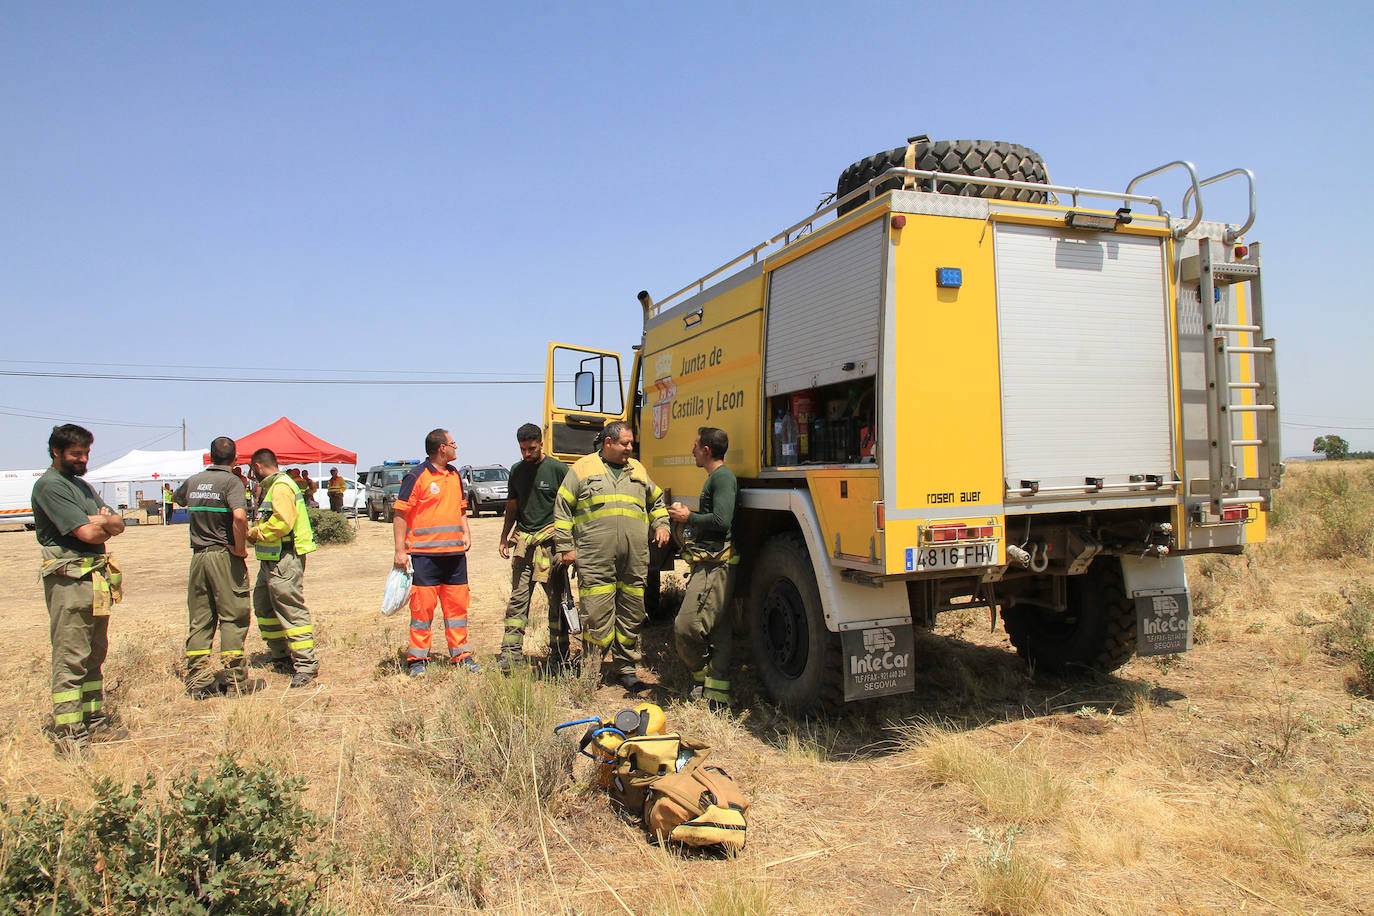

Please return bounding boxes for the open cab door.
[544,343,630,463]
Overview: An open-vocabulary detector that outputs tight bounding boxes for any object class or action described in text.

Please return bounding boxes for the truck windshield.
[383,469,408,486]
[470,468,508,483]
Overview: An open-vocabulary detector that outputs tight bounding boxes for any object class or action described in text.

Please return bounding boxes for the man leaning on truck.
[668,427,739,707]
[554,421,670,693]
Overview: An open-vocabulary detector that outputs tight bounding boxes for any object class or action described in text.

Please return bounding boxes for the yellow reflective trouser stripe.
[571,506,649,524]
[580,583,616,597]
[585,632,614,647]
[82,681,102,692]
[289,639,314,650]
[284,625,312,637]
[54,711,82,725]
[186,649,212,657]
[616,581,643,596]
[82,699,102,712]
[221,650,243,657]
[705,677,730,690]
[586,493,645,508]
[53,689,81,703]
[613,628,636,646]
[692,668,708,683]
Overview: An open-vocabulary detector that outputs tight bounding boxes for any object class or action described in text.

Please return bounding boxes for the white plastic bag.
[381,566,413,616]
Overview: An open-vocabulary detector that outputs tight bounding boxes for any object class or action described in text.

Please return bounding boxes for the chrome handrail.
[1182,168,1256,244]
[651,168,1170,316]
[1125,160,1203,240]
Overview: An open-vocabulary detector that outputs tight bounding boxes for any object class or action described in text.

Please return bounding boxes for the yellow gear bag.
[643,758,750,852]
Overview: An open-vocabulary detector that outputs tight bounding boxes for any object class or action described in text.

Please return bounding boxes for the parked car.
[459,464,509,517]
[311,476,365,515]
[362,460,421,522]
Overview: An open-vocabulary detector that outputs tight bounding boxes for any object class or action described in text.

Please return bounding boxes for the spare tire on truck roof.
[835,136,1049,216]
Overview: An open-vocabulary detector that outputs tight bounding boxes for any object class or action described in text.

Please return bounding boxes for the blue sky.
[2,1,1371,473]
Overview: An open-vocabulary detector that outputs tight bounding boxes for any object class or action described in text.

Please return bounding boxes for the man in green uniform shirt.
[173,437,262,699]
[667,427,739,707]
[497,423,570,674]
[31,424,127,754]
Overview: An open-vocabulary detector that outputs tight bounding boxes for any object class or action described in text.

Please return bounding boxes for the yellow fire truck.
[544,136,1280,712]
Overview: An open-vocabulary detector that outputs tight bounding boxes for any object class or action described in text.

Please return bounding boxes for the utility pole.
[182,419,186,450]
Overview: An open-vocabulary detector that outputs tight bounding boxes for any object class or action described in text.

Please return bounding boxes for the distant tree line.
[1312,434,1373,460]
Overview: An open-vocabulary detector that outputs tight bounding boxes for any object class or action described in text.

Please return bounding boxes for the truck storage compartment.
[994,222,1176,509]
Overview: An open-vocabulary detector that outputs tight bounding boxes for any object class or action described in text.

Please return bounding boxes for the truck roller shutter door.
[766,219,884,396]
[994,224,1174,499]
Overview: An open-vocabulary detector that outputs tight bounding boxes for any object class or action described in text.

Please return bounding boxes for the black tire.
[836,138,1048,216]
[367,504,378,522]
[747,533,842,714]
[1002,558,1137,674]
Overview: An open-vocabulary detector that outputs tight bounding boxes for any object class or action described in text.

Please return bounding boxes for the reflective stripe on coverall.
[553,454,668,676]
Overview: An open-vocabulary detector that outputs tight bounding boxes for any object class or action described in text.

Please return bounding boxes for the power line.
[1282,421,1374,431]
[0,370,544,385]
[0,358,543,379]
[0,405,181,429]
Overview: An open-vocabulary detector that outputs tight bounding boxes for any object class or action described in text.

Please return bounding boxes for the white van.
[0,469,48,528]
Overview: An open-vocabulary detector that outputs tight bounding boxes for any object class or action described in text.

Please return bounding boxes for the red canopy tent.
[204,417,357,465]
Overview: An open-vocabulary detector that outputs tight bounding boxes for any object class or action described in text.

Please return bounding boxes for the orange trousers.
[407,583,471,662]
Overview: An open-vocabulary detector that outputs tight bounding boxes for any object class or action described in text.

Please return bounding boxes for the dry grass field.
[1,460,1372,914]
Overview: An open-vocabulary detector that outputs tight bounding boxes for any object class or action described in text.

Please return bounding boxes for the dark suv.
[361,460,421,522]
[460,464,509,517]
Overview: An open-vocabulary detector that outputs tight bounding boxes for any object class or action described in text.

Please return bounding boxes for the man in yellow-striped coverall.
[554,421,669,693]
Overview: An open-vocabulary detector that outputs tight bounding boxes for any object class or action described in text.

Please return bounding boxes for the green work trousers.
[575,526,648,677]
[186,546,250,689]
[45,573,109,738]
[674,562,736,702]
[252,551,318,676]
[503,559,569,661]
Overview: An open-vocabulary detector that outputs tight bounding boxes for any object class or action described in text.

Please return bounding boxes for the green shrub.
[307,508,355,545]
[1268,466,1374,560]
[0,755,334,915]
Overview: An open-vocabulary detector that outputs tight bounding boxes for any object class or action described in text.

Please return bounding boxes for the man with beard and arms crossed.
[496,423,570,675]
[393,429,480,675]
[174,436,263,699]
[32,424,126,754]
[667,427,739,708]
[554,421,670,693]
[246,448,319,687]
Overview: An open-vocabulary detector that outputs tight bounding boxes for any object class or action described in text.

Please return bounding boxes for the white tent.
[85,449,208,508]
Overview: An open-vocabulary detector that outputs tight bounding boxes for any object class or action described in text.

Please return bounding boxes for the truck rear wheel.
[836,138,1049,216]
[1002,558,1137,674]
[747,533,842,714]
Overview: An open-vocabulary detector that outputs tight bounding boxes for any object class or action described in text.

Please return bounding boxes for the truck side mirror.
[574,370,595,407]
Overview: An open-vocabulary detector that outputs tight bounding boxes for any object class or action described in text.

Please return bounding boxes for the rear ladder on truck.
[1177,168,1281,523]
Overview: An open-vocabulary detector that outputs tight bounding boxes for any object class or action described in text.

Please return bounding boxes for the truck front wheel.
[1001,558,1137,674]
[747,533,841,714]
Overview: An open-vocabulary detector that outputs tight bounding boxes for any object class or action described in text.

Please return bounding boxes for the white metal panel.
[995,224,1173,491]
[765,219,884,395]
